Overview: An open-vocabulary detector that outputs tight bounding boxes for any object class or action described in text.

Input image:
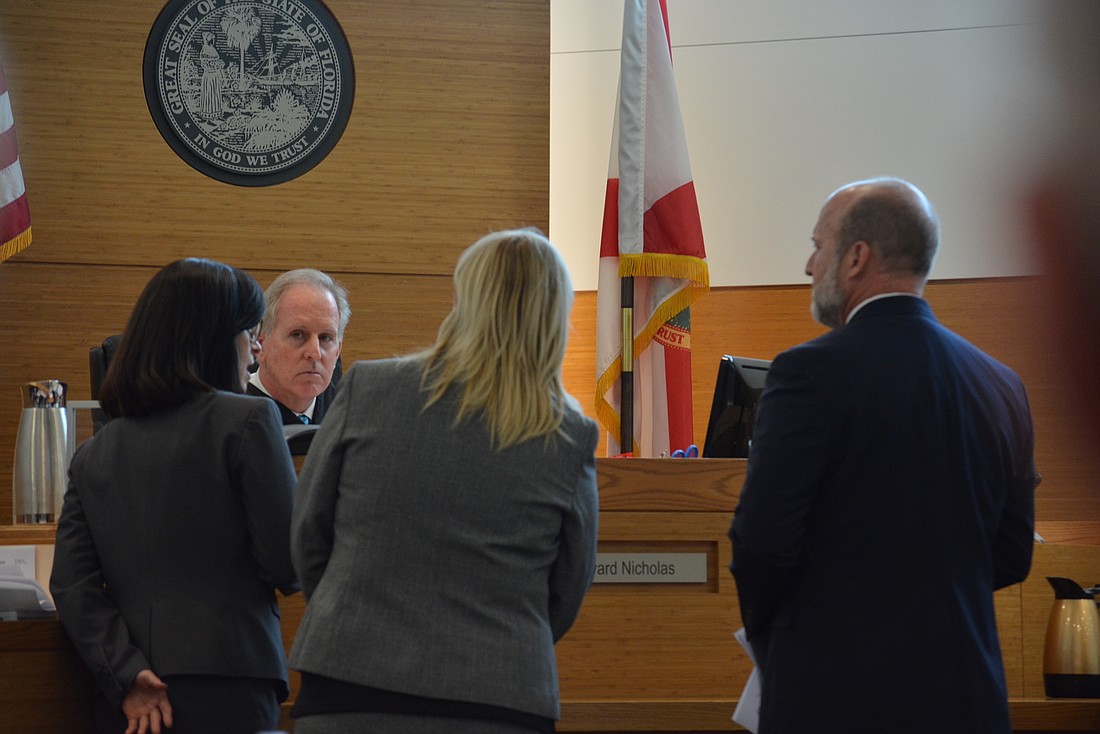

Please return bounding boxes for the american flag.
[0,54,31,263]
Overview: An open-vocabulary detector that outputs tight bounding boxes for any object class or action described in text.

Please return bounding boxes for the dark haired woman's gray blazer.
[290,358,599,722]
[51,392,299,707]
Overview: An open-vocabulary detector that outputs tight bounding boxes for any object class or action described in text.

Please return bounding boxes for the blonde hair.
[418,228,575,449]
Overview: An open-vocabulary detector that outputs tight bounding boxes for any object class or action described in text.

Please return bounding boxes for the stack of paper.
[0,576,55,620]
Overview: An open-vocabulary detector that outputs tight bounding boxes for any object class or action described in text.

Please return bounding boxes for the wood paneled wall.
[1,1,549,273]
[1,1,1096,538]
[0,0,547,517]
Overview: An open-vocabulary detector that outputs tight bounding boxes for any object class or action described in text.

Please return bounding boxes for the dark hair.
[99,258,264,418]
[837,178,939,278]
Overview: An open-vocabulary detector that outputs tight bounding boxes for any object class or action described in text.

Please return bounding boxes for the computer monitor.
[701,355,771,458]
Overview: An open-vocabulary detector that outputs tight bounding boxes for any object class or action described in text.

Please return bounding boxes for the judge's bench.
[1,459,1099,733]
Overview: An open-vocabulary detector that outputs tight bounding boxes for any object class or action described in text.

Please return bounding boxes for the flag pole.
[620,275,634,453]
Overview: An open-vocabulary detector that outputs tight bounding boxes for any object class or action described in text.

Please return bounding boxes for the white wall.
[551,0,1052,290]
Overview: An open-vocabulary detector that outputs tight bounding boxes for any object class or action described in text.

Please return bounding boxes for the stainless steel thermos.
[12,380,73,524]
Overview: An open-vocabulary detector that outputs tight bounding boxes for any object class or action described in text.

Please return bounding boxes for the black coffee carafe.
[1044,576,1100,698]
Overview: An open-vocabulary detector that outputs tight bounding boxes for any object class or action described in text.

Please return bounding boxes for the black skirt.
[292,671,554,734]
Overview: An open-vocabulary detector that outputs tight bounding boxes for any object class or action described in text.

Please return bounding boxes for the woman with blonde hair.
[290,228,599,734]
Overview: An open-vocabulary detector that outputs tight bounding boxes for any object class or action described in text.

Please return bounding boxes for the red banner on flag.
[595,0,709,457]
[0,55,31,263]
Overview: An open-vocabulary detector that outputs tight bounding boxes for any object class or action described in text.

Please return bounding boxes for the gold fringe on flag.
[619,252,710,286]
[595,251,710,454]
[0,227,32,264]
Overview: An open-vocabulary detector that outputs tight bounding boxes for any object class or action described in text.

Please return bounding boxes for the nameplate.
[594,552,707,584]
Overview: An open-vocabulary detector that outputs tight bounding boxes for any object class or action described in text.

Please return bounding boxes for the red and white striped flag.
[0,55,31,263]
[595,0,709,457]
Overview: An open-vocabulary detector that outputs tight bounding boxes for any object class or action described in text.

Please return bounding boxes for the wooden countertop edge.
[4,517,1100,540]
[6,518,1100,539]
[271,697,1100,732]
[557,699,740,731]
[552,698,1100,731]
[0,524,58,544]
[1008,697,1100,729]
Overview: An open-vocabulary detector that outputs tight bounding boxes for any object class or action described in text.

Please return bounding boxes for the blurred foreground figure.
[1029,1,1100,441]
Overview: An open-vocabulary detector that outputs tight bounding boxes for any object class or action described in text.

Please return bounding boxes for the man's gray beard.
[811,257,844,329]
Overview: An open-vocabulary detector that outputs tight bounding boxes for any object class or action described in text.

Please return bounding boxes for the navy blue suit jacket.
[730,296,1037,733]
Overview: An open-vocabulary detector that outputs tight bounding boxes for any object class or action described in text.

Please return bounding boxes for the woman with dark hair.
[51,258,299,734]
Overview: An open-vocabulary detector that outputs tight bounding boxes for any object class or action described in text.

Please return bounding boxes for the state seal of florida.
[144,0,354,186]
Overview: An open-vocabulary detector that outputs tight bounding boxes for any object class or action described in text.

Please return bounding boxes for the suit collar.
[847,293,934,323]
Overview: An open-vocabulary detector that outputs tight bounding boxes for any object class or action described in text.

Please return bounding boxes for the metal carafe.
[12,380,73,523]
[1044,576,1100,697]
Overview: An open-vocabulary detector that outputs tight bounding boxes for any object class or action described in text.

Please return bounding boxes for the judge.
[248,268,351,425]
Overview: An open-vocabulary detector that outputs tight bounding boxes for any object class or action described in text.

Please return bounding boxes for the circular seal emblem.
[143,0,354,186]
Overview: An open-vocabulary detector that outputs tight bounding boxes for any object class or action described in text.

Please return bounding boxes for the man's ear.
[844,240,872,278]
[255,333,267,366]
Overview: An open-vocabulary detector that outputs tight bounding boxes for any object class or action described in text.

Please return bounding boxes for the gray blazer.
[290,358,599,720]
[50,392,299,707]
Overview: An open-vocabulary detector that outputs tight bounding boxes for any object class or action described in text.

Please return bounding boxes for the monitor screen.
[701,355,771,458]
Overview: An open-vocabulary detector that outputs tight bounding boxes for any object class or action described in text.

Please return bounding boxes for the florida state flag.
[595,0,709,457]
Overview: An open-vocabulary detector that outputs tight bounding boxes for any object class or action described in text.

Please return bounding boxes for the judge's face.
[257,283,342,413]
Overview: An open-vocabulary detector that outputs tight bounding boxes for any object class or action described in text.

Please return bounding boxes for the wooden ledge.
[559,699,738,731]
[0,524,58,545]
[552,698,1100,732]
[596,458,745,512]
[1034,521,1100,546]
[1009,698,1100,731]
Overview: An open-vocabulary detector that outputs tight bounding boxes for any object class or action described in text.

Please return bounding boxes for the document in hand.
[0,545,56,620]
[732,628,761,733]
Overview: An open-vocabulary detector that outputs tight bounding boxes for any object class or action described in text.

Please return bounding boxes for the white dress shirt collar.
[846,292,922,324]
[248,371,317,422]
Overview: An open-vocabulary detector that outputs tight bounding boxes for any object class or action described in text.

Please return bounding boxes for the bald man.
[730,178,1038,733]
